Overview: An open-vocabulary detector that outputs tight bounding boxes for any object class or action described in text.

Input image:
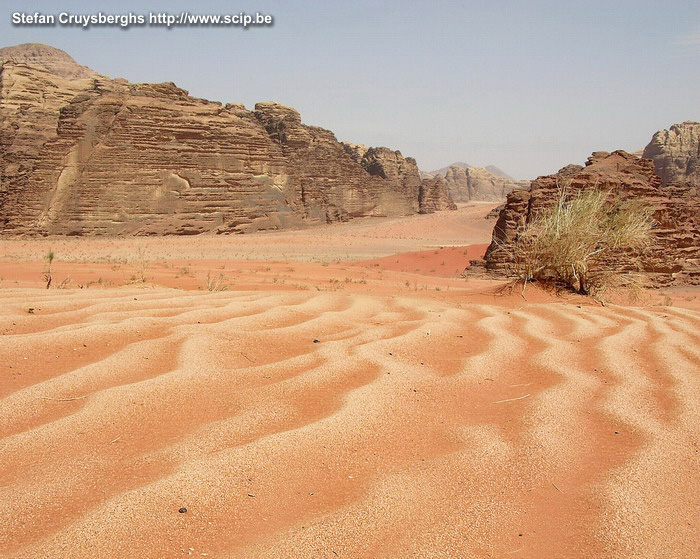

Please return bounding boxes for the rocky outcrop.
[0,43,99,79]
[642,121,700,188]
[418,176,456,213]
[443,164,529,202]
[341,142,370,163]
[0,44,451,236]
[485,203,505,220]
[482,150,700,286]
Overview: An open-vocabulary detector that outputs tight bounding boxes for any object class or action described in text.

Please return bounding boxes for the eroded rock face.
[0,43,99,79]
[483,151,700,286]
[485,203,505,220]
[418,176,457,213]
[443,165,528,202]
[345,146,424,215]
[642,121,700,188]
[0,44,451,235]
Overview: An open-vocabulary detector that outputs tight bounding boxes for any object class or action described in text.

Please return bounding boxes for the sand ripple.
[1,288,698,558]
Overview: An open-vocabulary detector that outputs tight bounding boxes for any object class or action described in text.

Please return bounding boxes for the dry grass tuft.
[206,270,228,291]
[502,187,654,299]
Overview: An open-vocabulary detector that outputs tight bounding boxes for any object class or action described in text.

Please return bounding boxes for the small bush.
[43,249,55,289]
[505,188,654,297]
[131,247,149,283]
[206,271,228,291]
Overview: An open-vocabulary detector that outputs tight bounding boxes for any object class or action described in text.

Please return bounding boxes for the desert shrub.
[131,246,149,283]
[506,188,654,297]
[43,249,55,289]
[206,270,228,291]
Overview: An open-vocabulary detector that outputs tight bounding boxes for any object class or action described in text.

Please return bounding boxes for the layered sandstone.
[642,121,700,188]
[483,151,700,286]
[418,175,457,213]
[0,44,451,236]
[0,43,99,79]
[341,145,424,215]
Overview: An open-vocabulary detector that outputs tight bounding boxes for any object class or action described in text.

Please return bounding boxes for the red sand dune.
[355,244,489,278]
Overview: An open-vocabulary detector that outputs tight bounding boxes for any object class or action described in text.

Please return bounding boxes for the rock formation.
[0,43,99,79]
[423,162,471,179]
[338,144,455,213]
[482,150,700,286]
[485,203,505,220]
[0,43,454,236]
[421,162,528,202]
[443,164,529,202]
[418,176,457,213]
[642,121,700,188]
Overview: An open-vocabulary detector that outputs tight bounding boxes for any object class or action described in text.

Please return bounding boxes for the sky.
[2,0,699,179]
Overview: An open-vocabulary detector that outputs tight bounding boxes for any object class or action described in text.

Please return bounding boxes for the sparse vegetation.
[206,270,228,291]
[43,249,55,289]
[130,246,149,283]
[504,188,654,298]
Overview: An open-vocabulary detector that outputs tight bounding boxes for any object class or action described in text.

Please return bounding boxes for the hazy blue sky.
[2,0,699,178]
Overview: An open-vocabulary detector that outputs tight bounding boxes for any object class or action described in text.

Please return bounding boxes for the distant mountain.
[424,162,518,181]
[484,165,514,180]
[442,165,529,202]
[429,162,471,176]
[420,162,528,202]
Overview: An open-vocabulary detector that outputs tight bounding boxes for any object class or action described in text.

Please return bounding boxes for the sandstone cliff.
[0,44,452,236]
[642,121,700,188]
[418,176,457,213]
[339,144,455,213]
[483,151,699,286]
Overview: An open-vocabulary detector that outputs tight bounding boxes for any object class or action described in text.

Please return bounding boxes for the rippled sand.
[1,285,698,559]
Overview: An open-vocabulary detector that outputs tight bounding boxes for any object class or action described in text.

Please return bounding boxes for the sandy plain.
[0,202,699,559]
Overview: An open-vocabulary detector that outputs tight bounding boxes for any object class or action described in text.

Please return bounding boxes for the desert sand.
[1,203,699,559]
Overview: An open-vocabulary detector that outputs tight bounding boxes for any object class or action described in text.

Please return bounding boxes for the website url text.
[11,12,274,29]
